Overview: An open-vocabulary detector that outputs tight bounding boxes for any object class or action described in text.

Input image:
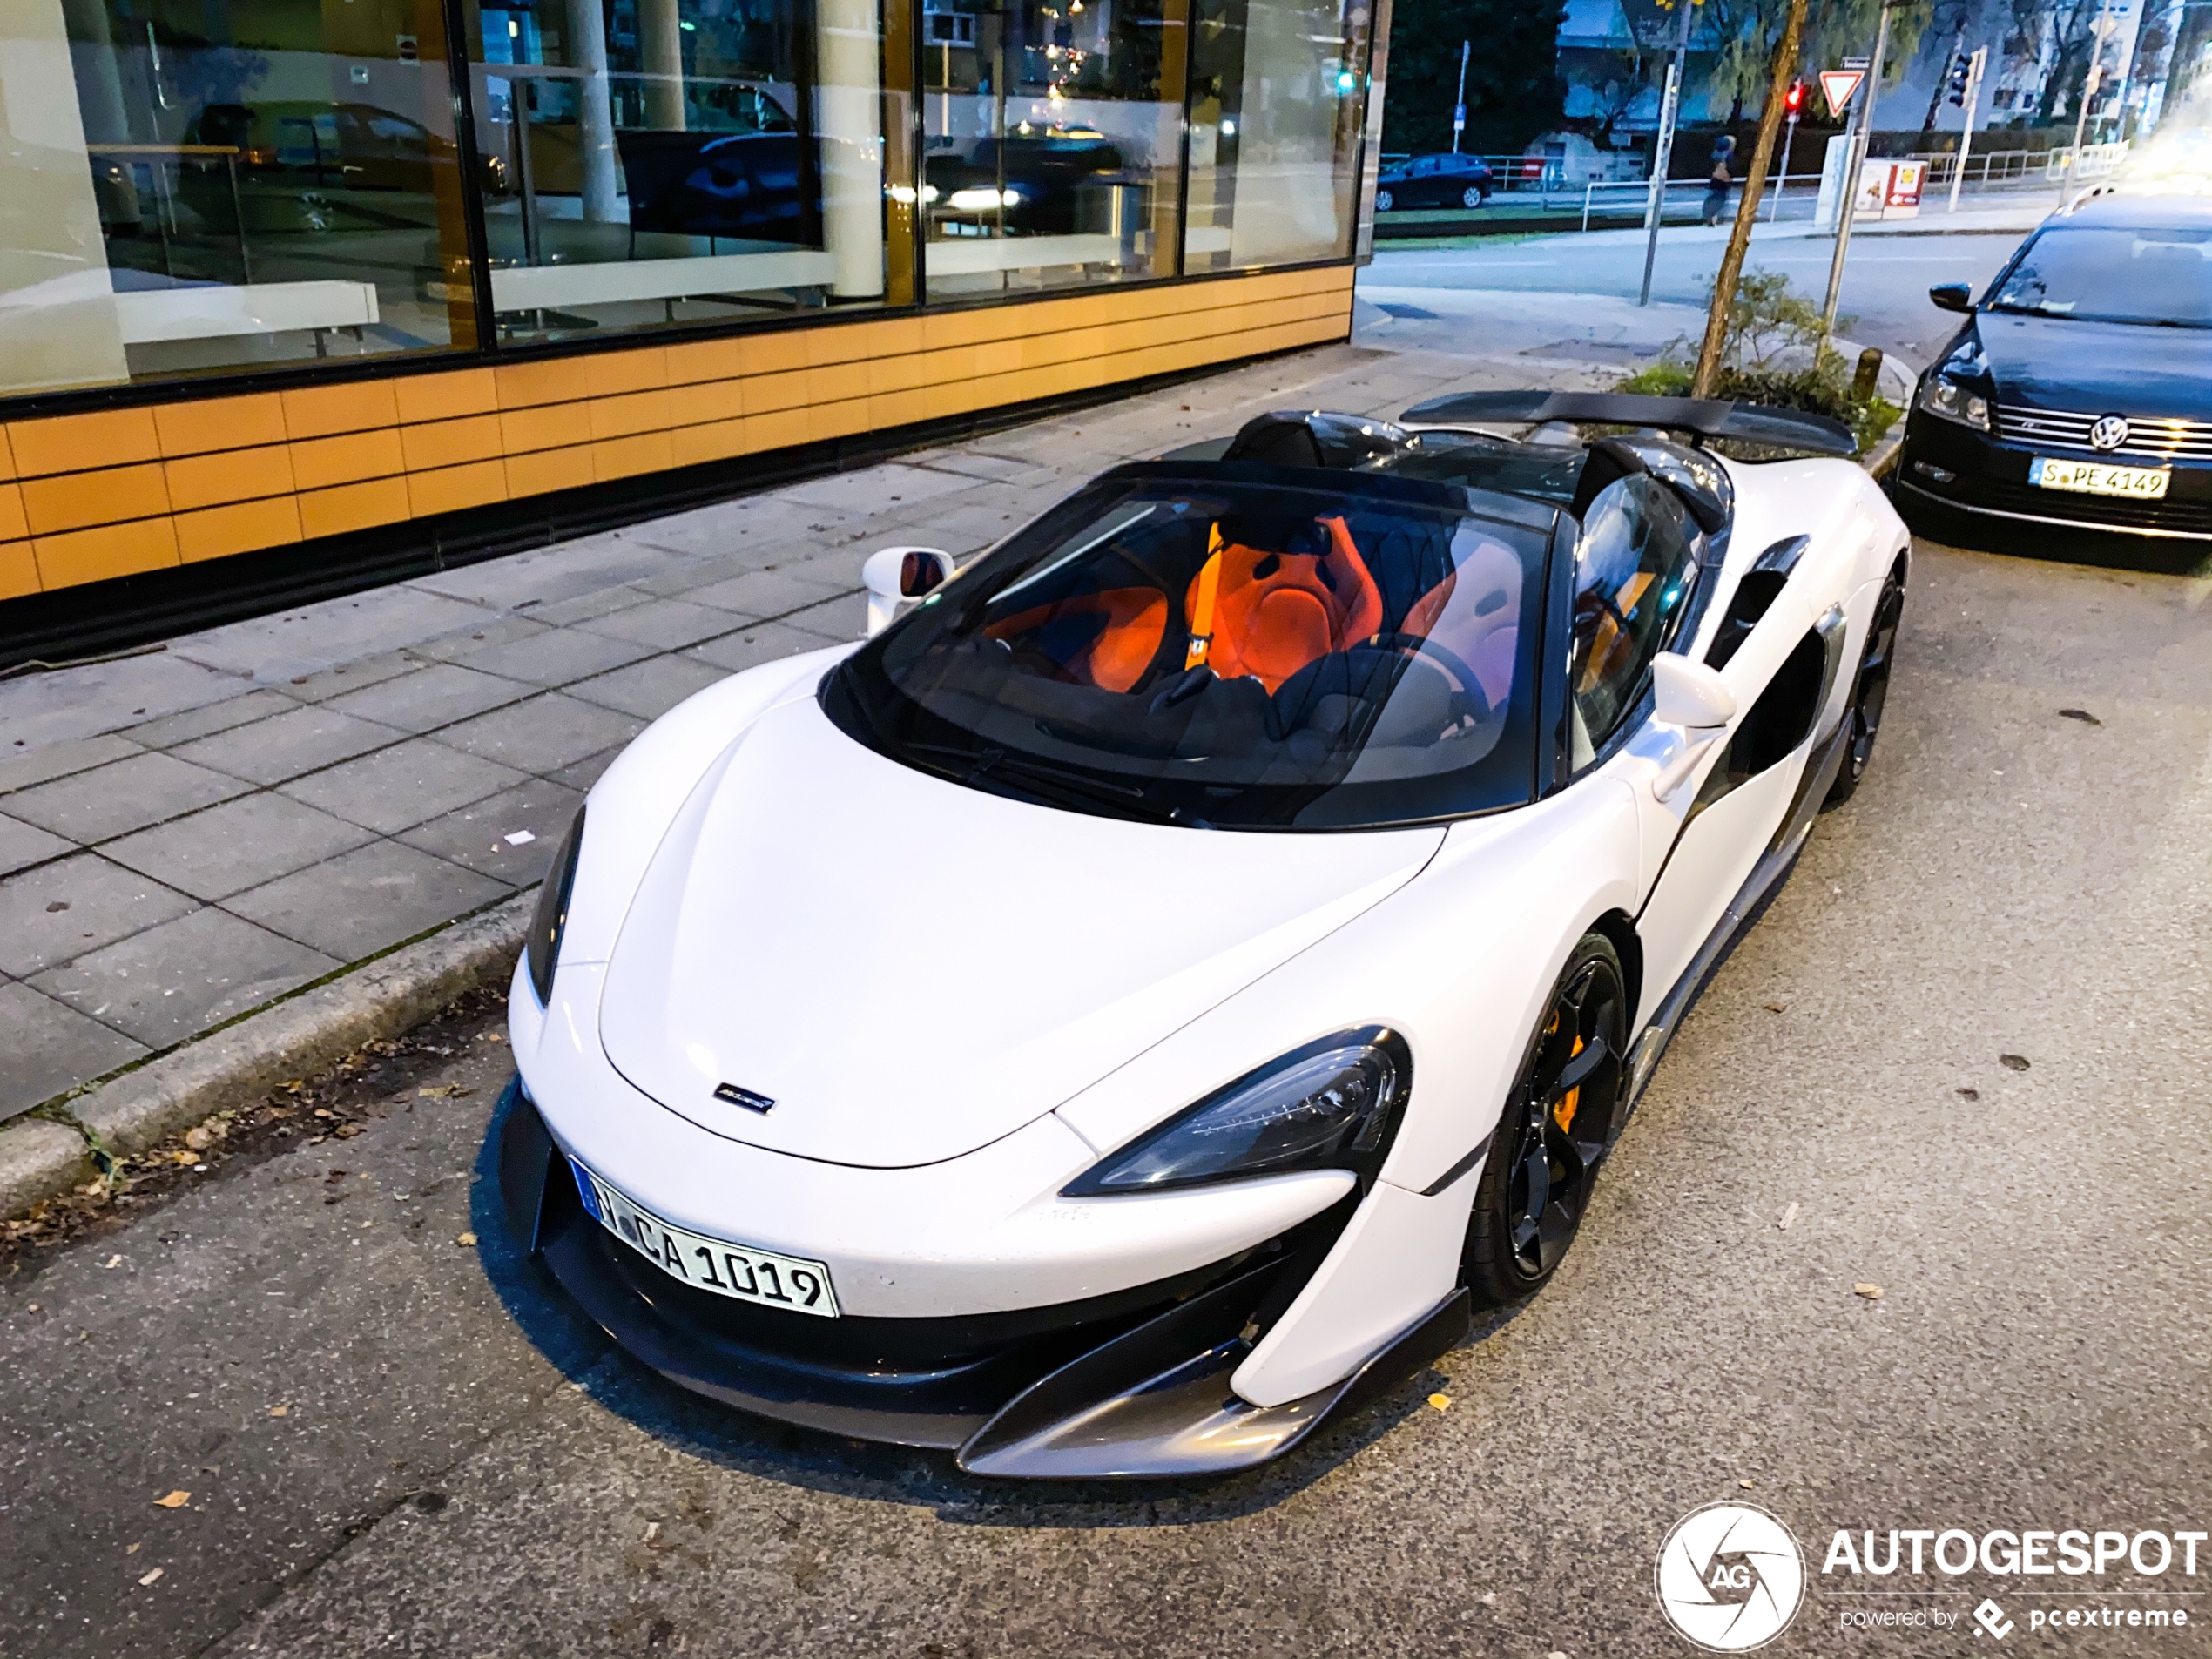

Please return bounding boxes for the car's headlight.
[1062,1028,1410,1196]
[525,806,586,1006]
[1917,374,1990,430]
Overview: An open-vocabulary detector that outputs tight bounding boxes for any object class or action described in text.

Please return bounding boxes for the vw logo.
[2089,414,2130,452]
[1655,1502,1806,1651]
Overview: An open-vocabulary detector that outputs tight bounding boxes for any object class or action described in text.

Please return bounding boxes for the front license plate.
[570,1157,840,1317]
[2029,455,2171,498]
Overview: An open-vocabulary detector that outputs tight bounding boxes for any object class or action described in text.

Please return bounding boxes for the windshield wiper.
[906,741,1200,826]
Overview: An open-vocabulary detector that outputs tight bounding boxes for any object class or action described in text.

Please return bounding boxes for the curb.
[3,890,535,1220]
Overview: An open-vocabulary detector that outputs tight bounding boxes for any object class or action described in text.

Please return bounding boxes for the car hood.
[1977,311,2212,418]
[598,696,1446,1169]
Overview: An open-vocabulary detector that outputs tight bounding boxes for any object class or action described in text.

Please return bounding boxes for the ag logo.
[1655,1502,1806,1651]
[2089,413,2130,452]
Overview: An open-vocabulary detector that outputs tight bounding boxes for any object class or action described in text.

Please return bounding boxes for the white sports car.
[498,391,1910,1479]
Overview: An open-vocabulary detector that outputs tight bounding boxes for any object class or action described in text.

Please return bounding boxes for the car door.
[1630,539,1851,1018]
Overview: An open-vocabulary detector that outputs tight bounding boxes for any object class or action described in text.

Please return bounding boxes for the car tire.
[1460,185,1485,209]
[1822,560,1905,808]
[1375,187,1396,212]
[1461,931,1629,1309]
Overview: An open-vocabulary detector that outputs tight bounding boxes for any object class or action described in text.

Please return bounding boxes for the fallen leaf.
[184,1127,211,1151]
[313,1108,335,1119]
[2057,707,2101,725]
[418,1083,474,1099]
[334,1123,361,1139]
[138,1567,165,1587]
[268,1405,289,1418]
[1762,1000,1788,1014]
[2000,1053,2030,1072]
[1778,1202,1798,1231]
[1853,1284,1884,1301]
[154,1490,191,1508]
[125,1542,140,1555]
[1427,1393,1452,1411]
[455,1232,478,1247]
[1956,1087,1980,1102]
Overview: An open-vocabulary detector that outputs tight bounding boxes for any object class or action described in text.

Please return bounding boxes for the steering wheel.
[1368,631,1493,727]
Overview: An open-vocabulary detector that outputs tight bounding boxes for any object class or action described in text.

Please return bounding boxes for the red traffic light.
[1784,78,1804,113]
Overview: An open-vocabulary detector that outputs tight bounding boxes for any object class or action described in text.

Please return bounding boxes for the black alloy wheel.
[1463,933,1628,1308]
[1823,562,1905,807]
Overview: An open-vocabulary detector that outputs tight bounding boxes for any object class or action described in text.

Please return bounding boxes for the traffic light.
[1947,51,1973,105]
[1784,78,1804,116]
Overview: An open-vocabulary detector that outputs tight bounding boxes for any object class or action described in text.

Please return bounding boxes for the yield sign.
[1818,69,1865,118]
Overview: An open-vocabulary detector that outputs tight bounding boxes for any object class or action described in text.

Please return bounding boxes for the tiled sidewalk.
[0,339,1557,1124]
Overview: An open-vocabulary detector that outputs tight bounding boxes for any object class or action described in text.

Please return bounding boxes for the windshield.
[824,463,1555,830]
[1987,226,2212,327]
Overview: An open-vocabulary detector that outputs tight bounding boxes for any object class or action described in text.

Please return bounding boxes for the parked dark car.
[925,129,1129,236]
[1898,194,2212,544]
[179,101,505,235]
[617,130,819,249]
[1373,152,1494,213]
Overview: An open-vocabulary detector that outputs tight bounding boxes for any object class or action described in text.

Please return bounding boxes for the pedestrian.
[1702,133,1737,226]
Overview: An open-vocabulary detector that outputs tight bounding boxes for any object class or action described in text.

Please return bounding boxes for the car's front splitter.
[498,1081,1467,1478]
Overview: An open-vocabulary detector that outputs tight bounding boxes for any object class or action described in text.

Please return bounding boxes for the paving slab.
[0,650,244,751]
[681,623,848,678]
[0,853,198,979]
[0,980,148,1118]
[100,795,376,903]
[265,650,420,704]
[407,532,680,610]
[171,587,496,684]
[275,738,529,836]
[446,628,659,689]
[681,563,856,619]
[545,745,630,795]
[397,778,587,884]
[119,689,300,751]
[401,615,556,664]
[28,907,342,1050]
[772,462,984,516]
[560,656,727,722]
[0,813,71,879]
[779,592,866,641]
[511,584,658,626]
[319,663,541,736]
[0,751,253,844]
[0,733,145,795]
[430,695,645,777]
[169,705,408,787]
[570,597,745,651]
[224,840,512,961]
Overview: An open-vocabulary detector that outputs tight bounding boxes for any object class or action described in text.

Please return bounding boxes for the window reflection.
[920,0,1183,297]
[469,0,895,340]
[0,0,475,395]
[1186,0,1367,271]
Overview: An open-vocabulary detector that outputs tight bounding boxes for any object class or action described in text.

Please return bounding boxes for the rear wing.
[1398,390,1858,457]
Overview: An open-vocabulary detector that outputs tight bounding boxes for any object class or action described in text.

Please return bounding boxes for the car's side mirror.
[1652,652,1737,730]
[1928,282,1973,314]
[861,546,956,637]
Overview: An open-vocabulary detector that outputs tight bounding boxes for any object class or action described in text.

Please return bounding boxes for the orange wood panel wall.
[0,266,1354,603]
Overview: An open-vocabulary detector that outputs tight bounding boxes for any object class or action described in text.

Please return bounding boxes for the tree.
[1698,0,1936,126]
[1381,0,1568,155]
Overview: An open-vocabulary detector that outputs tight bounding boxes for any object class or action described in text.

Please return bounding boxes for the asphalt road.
[1367,223,2026,366]
[3,536,2209,1657]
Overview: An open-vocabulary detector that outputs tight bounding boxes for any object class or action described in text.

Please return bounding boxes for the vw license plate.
[570,1157,840,1317]
[2030,456,2170,498]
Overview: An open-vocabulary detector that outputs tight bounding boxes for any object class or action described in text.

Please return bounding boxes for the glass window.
[823,464,1552,829]
[2,0,476,395]
[919,0,1184,298]
[465,0,901,342]
[1184,0,1367,272]
[1986,226,2212,328]
[1567,474,1697,767]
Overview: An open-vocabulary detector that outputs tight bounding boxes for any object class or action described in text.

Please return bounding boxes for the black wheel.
[1463,933,1628,1308]
[1823,563,1905,807]
[1374,187,1396,212]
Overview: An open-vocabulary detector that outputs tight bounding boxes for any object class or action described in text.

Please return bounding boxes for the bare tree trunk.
[1692,0,1809,398]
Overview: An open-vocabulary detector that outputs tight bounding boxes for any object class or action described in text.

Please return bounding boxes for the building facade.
[0,0,1386,656]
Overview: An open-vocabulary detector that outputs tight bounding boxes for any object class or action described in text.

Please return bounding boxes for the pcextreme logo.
[1656,1502,1808,1652]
